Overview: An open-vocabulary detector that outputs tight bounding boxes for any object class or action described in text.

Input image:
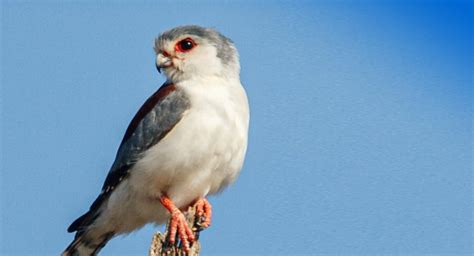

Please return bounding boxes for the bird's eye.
[175,38,196,52]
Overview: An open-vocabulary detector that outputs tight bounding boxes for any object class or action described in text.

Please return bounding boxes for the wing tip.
[67,211,92,233]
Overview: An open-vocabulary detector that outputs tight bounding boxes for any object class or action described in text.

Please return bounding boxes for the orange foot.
[194,197,212,229]
[160,195,195,252]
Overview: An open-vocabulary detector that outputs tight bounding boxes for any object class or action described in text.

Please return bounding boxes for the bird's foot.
[194,197,212,230]
[160,196,195,252]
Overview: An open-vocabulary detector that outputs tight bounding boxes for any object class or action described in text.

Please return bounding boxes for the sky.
[1,0,472,255]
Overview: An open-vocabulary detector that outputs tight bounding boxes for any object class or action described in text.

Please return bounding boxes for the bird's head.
[154,25,240,83]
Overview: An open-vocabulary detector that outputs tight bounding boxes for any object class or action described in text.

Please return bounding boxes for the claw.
[194,198,212,228]
[160,195,195,252]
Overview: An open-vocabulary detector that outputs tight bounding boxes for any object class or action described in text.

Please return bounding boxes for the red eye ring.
[175,38,196,53]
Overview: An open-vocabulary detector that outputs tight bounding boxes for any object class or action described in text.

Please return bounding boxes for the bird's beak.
[156,62,162,73]
[156,53,173,74]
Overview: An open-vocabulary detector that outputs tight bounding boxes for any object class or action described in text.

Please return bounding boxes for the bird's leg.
[194,197,212,229]
[159,195,195,252]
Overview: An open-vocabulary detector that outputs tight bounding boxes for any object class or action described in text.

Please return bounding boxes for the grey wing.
[67,83,190,232]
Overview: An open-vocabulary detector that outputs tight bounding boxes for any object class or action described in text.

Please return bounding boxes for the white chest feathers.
[129,76,249,207]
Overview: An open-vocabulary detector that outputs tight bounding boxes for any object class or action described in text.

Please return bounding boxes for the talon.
[160,195,195,252]
[194,198,212,228]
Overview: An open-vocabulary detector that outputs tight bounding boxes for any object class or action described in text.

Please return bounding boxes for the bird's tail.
[62,231,114,256]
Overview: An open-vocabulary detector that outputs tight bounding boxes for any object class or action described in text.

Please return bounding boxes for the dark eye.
[175,38,196,52]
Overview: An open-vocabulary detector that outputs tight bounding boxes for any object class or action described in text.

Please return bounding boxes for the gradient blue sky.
[1,1,472,255]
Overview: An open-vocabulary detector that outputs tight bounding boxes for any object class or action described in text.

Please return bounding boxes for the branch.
[149,206,201,256]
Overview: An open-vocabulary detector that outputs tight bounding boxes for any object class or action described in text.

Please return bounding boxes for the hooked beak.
[156,53,173,74]
[156,62,161,73]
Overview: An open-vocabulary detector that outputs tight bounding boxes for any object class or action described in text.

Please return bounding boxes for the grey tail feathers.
[62,232,114,256]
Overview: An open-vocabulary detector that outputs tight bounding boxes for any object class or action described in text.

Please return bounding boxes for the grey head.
[154,25,240,82]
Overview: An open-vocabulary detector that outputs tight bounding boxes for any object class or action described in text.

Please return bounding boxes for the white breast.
[129,76,249,208]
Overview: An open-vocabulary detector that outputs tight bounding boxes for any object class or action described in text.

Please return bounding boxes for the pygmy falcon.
[63,25,249,255]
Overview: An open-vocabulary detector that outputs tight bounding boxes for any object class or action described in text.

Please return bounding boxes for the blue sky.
[1,1,472,255]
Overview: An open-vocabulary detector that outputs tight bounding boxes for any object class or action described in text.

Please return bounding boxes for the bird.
[63,25,249,255]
